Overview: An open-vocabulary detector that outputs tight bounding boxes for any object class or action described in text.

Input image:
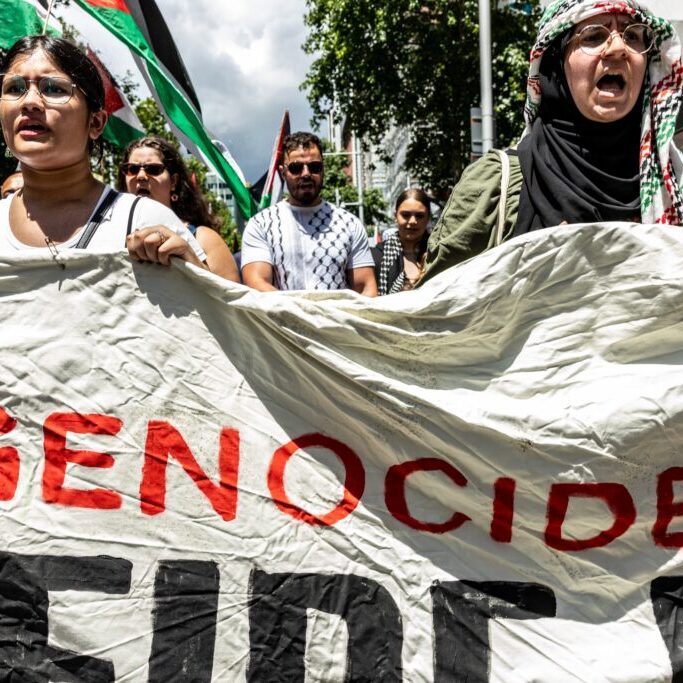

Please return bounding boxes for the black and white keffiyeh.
[378,234,405,295]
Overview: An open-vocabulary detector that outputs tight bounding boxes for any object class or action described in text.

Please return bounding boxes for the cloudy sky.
[61,0,318,183]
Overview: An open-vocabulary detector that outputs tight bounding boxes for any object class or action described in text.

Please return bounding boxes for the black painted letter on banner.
[148,560,220,683]
[651,576,683,681]
[248,570,403,681]
[431,580,557,682]
[0,551,132,682]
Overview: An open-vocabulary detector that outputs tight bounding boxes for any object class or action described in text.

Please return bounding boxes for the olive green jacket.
[422,150,523,283]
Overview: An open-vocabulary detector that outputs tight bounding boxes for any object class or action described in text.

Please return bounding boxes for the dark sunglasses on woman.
[120,163,167,177]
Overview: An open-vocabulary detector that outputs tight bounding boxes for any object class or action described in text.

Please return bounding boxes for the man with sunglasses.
[241,132,377,295]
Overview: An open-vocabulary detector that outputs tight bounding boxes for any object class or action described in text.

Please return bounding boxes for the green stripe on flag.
[0,0,60,49]
[102,112,144,148]
[75,0,257,219]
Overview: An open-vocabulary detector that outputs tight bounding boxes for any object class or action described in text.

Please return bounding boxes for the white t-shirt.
[241,199,373,291]
[0,188,206,260]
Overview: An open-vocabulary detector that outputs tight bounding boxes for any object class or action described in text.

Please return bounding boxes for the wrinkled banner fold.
[1,223,683,681]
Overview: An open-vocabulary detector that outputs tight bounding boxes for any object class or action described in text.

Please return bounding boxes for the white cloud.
[157,0,317,182]
[61,0,318,182]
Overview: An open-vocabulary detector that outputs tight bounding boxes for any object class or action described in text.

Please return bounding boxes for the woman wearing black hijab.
[421,0,683,283]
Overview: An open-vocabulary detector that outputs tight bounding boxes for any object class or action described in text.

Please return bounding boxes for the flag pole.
[43,0,57,34]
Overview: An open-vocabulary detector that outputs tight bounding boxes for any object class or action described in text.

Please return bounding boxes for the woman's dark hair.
[1,35,105,157]
[118,136,221,230]
[394,187,432,216]
[2,35,104,114]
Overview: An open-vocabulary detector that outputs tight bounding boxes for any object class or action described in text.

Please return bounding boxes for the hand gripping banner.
[2,223,683,681]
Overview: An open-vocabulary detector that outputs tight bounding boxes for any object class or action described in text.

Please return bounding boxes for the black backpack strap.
[125,196,143,243]
[75,188,120,249]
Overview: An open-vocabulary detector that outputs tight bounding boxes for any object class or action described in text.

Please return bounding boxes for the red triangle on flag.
[82,0,130,13]
[86,48,125,115]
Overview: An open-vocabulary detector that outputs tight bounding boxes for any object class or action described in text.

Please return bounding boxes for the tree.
[185,155,239,246]
[134,96,176,143]
[319,140,388,231]
[0,46,17,180]
[302,0,540,200]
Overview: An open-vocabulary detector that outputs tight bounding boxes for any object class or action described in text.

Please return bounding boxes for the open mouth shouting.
[17,118,49,138]
[596,72,626,95]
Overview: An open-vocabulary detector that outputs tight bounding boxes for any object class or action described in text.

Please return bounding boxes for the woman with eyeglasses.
[118,136,240,281]
[0,35,206,267]
[421,0,683,282]
[372,188,431,294]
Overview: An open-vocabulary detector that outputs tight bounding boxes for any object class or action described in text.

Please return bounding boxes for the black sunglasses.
[121,162,166,177]
[285,161,323,175]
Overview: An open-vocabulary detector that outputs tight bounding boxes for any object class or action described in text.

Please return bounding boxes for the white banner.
[2,223,683,681]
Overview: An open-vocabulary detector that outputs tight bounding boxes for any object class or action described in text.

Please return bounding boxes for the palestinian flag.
[74,0,256,219]
[259,110,291,210]
[0,0,59,48]
[121,0,201,115]
[86,48,144,149]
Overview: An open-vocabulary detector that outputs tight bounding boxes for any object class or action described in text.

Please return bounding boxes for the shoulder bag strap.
[125,196,144,244]
[75,188,120,250]
[494,149,511,248]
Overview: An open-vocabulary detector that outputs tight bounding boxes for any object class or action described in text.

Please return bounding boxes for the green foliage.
[0,150,19,184]
[0,48,17,181]
[185,156,239,246]
[360,187,389,231]
[319,141,387,230]
[303,0,540,199]
[135,97,176,143]
[492,4,539,151]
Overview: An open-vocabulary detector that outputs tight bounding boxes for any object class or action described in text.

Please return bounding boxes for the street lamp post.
[324,139,366,226]
[353,134,365,226]
[478,0,495,153]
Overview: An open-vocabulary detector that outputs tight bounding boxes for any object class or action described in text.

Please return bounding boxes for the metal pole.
[43,0,56,34]
[353,133,365,226]
[478,0,495,153]
[328,110,334,149]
